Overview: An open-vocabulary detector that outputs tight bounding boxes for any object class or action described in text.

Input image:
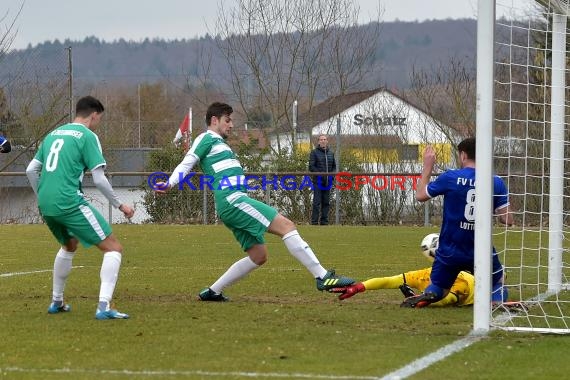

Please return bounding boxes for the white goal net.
[481,0,570,333]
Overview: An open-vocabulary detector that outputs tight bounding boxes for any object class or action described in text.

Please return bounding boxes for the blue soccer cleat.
[95,304,129,320]
[47,302,71,314]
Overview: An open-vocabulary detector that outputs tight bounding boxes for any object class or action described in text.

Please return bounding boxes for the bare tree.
[0,2,23,60]
[408,56,476,143]
[0,2,22,129]
[213,0,380,151]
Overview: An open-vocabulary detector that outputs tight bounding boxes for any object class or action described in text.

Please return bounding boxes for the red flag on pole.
[173,109,192,152]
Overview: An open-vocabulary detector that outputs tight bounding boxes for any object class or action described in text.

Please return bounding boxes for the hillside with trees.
[0,15,478,152]
[2,18,477,90]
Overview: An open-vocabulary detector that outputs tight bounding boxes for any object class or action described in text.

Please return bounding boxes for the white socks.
[52,248,75,302]
[99,251,122,307]
[282,230,327,279]
[210,256,259,294]
[208,231,326,294]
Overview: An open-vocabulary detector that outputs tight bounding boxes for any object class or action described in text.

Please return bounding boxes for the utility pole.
[137,83,141,148]
[292,100,298,154]
[335,116,341,225]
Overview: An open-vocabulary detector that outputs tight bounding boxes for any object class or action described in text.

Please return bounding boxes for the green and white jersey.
[33,123,106,215]
[189,130,246,206]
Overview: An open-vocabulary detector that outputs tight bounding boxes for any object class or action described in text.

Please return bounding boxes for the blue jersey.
[427,167,509,262]
[0,136,10,153]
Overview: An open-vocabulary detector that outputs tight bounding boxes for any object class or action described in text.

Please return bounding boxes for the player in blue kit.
[402,138,513,308]
[0,134,11,153]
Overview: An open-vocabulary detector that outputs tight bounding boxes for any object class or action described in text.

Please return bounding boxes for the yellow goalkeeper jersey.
[403,267,475,306]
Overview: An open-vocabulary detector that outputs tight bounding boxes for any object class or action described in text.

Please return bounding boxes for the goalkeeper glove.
[330,282,365,300]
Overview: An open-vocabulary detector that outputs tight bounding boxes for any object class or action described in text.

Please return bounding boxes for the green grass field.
[1,225,568,379]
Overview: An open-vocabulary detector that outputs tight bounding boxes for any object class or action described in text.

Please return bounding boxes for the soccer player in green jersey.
[156,102,354,301]
[26,96,135,320]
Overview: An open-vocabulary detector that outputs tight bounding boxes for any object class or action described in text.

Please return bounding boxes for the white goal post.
[475,0,570,334]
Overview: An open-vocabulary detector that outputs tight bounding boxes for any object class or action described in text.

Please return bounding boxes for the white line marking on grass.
[0,266,84,278]
[379,332,486,380]
[1,367,379,379]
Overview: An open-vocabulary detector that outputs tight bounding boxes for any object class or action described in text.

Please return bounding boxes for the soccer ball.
[420,233,439,261]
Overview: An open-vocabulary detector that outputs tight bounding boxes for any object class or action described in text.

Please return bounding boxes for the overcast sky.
[2,0,478,51]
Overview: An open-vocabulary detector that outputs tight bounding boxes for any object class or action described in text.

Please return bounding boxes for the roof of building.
[290,88,382,134]
[277,87,432,135]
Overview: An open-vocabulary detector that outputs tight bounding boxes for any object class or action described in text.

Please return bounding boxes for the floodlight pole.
[67,46,73,121]
[138,83,141,148]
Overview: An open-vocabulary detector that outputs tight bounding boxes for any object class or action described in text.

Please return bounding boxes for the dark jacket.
[309,146,335,187]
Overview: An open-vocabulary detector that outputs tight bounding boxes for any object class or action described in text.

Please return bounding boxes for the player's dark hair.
[76,96,105,117]
[458,137,475,160]
[206,102,233,126]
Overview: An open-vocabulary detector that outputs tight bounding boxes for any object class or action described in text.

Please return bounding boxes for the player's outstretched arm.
[159,152,200,193]
[153,181,171,194]
[92,167,134,219]
[330,282,365,300]
[416,146,436,202]
[495,204,514,226]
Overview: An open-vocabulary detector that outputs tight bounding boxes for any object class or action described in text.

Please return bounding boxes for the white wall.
[0,188,150,224]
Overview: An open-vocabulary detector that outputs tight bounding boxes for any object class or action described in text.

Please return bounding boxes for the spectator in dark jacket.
[0,134,11,153]
[309,135,336,225]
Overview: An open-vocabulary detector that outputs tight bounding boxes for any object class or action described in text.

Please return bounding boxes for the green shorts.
[218,195,278,251]
[42,203,112,248]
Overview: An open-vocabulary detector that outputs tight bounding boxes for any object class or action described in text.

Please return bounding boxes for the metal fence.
[0,171,441,226]
[0,46,441,227]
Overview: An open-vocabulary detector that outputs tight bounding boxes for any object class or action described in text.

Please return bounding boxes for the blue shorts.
[430,254,503,291]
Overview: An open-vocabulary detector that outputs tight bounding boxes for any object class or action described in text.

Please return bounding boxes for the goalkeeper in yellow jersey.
[331,232,508,306]
[332,267,474,306]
